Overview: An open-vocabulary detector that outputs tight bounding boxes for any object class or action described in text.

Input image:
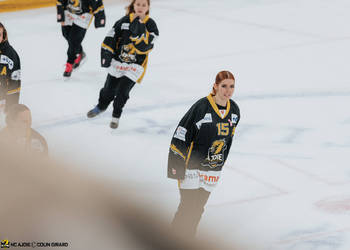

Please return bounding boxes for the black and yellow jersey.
[0,40,21,110]
[168,94,240,191]
[56,0,105,27]
[100,13,159,83]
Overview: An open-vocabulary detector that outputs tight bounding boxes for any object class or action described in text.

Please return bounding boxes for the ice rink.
[1,0,350,249]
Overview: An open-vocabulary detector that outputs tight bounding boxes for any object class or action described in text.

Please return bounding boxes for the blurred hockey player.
[0,22,21,116]
[168,71,241,238]
[0,104,48,156]
[56,0,106,77]
[87,0,159,129]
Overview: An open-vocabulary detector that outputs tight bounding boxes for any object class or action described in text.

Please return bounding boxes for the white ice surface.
[1,0,350,249]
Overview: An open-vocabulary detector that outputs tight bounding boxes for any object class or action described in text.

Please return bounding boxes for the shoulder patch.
[121,23,129,30]
[174,126,187,141]
[196,113,212,129]
[231,113,238,124]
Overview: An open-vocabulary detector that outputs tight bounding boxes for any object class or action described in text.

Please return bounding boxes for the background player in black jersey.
[0,22,21,114]
[56,0,106,77]
[0,104,48,156]
[168,71,241,238]
[87,0,159,129]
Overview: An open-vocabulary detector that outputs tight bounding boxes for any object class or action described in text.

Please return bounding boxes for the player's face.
[215,79,235,102]
[0,28,3,43]
[133,0,149,18]
[13,110,32,137]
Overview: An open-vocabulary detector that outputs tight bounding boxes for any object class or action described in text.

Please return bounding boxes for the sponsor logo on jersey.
[201,139,227,168]
[174,126,187,141]
[0,55,14,70]
[181,170,221,189]
[199,173,220,184]
[196,113,212,129]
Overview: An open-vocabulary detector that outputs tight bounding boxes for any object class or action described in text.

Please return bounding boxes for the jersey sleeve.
[91,0,106,28]
[129,18,159,55]
[56,0,66,22]
[100,18,123,67]
[5,50,21,109]
[167,102,201,180]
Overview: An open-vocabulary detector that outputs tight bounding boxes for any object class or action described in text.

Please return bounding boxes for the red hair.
[126,0,150,15]
[211,70,235,95]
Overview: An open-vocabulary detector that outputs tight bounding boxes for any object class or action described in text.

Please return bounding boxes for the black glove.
[129,16,146,37]
[94,12,106,28]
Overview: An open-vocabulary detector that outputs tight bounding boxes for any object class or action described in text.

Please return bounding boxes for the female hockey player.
[168,71,240,238]
[87,0,159,129]
[56,0,106,77]
[0,22,21,113]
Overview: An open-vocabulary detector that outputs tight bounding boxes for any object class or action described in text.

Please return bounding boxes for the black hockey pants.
[171,188,211,238]
[61,24,87,64]
[97,75,136,118]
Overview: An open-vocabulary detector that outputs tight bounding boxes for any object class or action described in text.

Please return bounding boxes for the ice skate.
[110,117,119,129]
[63,63,73,77]
[73,51,86,69]
[87,106,104,118]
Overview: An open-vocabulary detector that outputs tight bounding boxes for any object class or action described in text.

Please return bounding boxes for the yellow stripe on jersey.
[102,43,114,53]
[207,94,231,119]
[137,55,148,83]
[130,31,150,45]
[129,13,150,23]
[7,87,21,95]
[185,142,194,166]
[170,144,186,160]
[93,5,104,14]
[231,126,236,136]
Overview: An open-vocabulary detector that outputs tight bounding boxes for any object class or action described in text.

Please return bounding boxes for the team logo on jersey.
[201,139,227,168]
[119,44,137,63]
[68,0,82,14]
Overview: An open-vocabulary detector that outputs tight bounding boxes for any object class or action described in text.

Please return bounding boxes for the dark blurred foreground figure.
[0,140,239,250]
[168,71,241,238]
[0,104,48,156]
[0,22,21,112]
